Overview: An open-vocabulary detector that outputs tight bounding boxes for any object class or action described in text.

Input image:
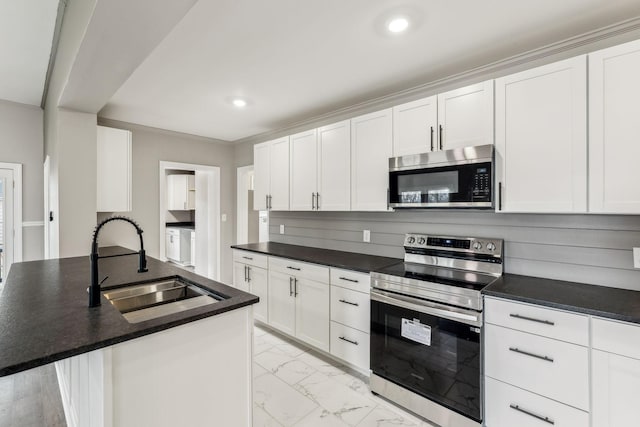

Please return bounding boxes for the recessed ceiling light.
[232,98,247,108]
[388,17,409,33]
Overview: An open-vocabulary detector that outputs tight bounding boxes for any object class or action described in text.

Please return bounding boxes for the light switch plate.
[633,247,640,269]
[280,224,285,234]
[363,230,371,243]
[221,214,227,222]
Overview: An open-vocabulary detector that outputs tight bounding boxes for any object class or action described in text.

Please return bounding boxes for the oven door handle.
[371,289,482,327]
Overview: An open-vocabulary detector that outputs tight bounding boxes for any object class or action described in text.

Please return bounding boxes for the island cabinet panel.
[494,55,587,213]
[589,38,640,213]
[56,307,253,427]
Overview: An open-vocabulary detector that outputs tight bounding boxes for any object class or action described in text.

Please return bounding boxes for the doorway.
[159,161,220,281]
[0,163,23,284]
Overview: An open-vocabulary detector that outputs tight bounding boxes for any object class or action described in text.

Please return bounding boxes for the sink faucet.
[89,216,148,307]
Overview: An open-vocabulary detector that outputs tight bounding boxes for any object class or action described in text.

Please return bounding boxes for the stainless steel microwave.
[388,144,494,209]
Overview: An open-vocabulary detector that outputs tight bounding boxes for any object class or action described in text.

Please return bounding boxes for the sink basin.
[103,277,222,323]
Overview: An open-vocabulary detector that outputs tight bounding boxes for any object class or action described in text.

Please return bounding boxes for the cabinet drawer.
[330,322,369,371]
[592,317,640,360]
[485,297,588,346]
[330,286,370,332]
[485,377,589,427]
[269,256,329,283]
[233,250,268,269]
[330,268,370,293]
[485,324,589,410]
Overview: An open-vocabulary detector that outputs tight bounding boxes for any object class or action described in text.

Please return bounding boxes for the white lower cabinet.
[485,377,588,427]
[330,322,369,370]
[267,258,330,352]
[592,317,640,426]
[232,250,269,322]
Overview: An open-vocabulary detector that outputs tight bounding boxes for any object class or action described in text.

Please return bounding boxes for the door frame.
[159,161,220,281]
[0,162,23,281]
[236,165,253,245]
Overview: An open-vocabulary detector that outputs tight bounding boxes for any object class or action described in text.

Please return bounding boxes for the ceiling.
[0,0,59,106]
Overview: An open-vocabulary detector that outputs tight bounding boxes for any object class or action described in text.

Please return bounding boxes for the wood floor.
[0,364,66,427]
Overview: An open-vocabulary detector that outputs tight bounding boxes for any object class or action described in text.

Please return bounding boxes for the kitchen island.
[0,247,258,427]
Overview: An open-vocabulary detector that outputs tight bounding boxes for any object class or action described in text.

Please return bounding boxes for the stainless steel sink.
[103,277,222,323]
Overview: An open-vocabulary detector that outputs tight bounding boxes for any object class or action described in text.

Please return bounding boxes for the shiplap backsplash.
[268,211,640,291]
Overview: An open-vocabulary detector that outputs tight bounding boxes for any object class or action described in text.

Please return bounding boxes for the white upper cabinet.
[392,96,437,156]
[495,56,587,213]
[317,120,351,211]
[253,136,290,211]
[351,109,393,211]
[96,126,132,212]
[167,174,195,210]
[290,129,318,211]
[589,39,640,213]
[437,80,494,150]
[392,81,493,157]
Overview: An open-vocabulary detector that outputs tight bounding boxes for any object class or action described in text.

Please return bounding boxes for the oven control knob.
[486,242,496,251]
[418,237,426,245]
[473,242,483,250]
[407,237,416,244]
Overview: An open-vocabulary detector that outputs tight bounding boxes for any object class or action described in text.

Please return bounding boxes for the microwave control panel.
[472,167,491,200]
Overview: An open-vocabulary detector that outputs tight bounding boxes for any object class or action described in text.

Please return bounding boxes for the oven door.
[370,289,482,422]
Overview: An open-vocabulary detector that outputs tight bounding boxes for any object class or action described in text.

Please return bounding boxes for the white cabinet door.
[317,120,351,211]
[248,266,268,323]
[495,56,587,213]
[267,270,295,335]
[97,126,132,212]
[166,230,180,262]
[233,261,249,292]
[289,129,317,211]
[295,277,330,351]
[253,142,270,210]
[437,80,494,150]
[167,175,191,210]
[592,349,640,426]
[351,109,393,211]
[269,137,290,211]
[392,96,437,156]
[589,39,640,213]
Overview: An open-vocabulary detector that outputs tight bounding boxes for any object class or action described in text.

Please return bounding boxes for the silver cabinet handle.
[510,313,555,326]
[430,126,434,151]
[312,192,316,210]
[247,266,251,283]
[509,404,555,425]
[289,277,293,296]
[287,266,301,271]
[438,124,443,150]
[243,256,253,260]
[339,299,359,307]
[294,277,298,297]
[315,192,320,210]
[244,265,247,281]
[509,347,554,363]
[268,195,272,209]
[338,336,358,346]
[498,182,502,211]
[339,276,358,283]
[266,194,269,210]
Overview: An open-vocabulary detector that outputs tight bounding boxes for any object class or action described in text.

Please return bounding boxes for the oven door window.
[371,299,481,422]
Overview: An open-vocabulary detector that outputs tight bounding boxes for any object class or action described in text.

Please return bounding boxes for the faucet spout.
[89,216,148,307]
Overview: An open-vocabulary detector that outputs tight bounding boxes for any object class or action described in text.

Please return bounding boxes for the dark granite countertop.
[484,273,640,324]
[0,246,257,377]
[231,242,401,273]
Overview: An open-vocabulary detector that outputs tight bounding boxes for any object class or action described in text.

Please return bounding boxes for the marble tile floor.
[252,324,436,427]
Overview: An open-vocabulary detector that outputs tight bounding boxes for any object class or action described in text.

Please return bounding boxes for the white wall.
[97,119,235,284]
[0,100,44,261]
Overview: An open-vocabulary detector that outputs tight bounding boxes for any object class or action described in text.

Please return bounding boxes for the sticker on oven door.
[401,318,431,346]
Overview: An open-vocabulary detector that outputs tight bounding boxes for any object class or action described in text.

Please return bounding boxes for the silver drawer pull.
[509,347,554,363]
[339,299,359,307]
[509,404,555,425]
[338,336,358,346]
[242,256,253,260]
[510,313,555,326]
[287,266,301,271]
[339,276,359,283]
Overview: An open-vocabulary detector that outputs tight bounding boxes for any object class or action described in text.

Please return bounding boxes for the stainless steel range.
[370,233,503,427]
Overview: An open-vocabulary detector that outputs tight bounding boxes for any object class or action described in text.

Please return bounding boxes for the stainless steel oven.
[388,144,494,209]
[370,234,503,427]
